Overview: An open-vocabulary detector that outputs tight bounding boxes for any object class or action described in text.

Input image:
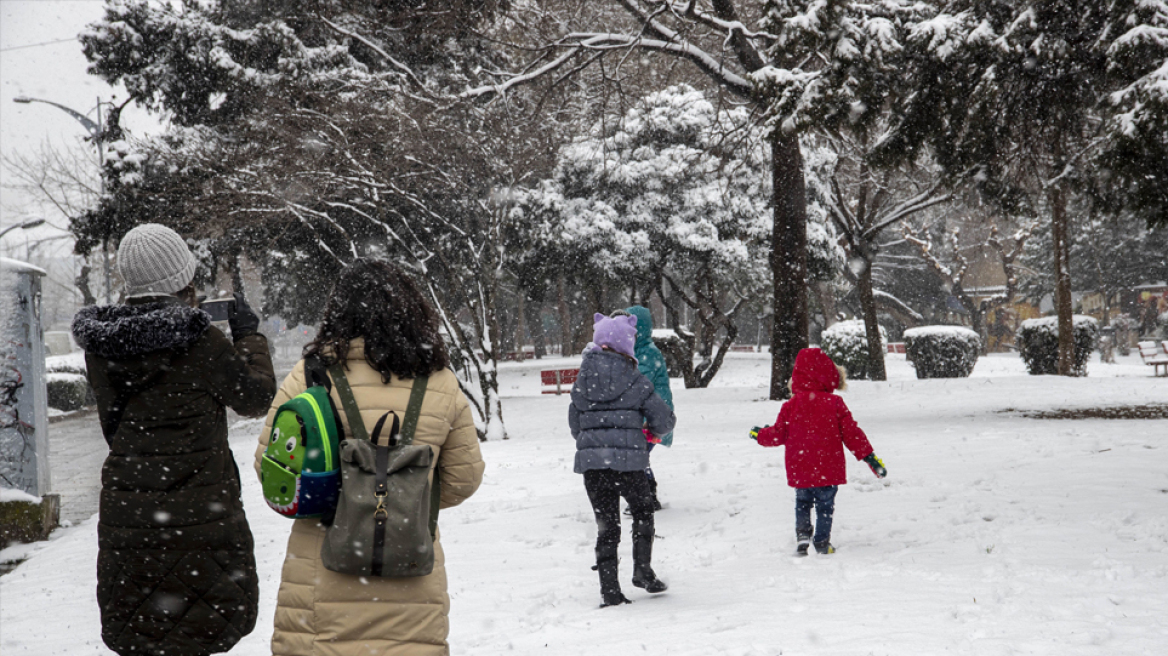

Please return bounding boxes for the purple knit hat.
[592,312,638,359]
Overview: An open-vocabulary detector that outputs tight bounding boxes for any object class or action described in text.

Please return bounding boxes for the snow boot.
[596,549,631,607]
[631,531,668,593]
[649,477,663,512]
[814,541,836,555]
[796,531,812,557]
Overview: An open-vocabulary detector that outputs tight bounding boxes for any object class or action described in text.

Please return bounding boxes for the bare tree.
[902,220,1037,349]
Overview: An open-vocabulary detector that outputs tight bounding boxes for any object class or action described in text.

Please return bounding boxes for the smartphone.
[201,298,235,323]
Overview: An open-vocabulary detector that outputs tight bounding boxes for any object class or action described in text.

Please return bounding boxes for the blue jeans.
[795,485,838,545]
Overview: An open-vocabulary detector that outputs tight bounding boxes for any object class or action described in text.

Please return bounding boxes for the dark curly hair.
[304,258,449,382]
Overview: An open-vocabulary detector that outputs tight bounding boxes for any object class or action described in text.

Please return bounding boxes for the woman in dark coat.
[72,223,276,656]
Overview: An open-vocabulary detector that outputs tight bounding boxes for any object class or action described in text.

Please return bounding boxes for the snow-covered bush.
[45,353,86,376]
[903,326,980,379]
[46,374,92,412]
[45,354,92,411]
[651,329,686,378]
[820,320,886,380]
[1016,315,1099,376]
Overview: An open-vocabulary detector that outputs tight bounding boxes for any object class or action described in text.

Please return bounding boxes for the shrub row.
[1016,315,1099,376]
[820,320,886,380]
[903,326,980,379]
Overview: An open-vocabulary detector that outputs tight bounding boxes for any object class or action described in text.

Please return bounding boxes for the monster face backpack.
[261,357,343,518]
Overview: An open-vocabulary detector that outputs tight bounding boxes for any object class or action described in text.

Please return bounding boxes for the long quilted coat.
[756,348,874,488]
[73,296,275,656]
[254,338,485,656]
[625,305,674,446]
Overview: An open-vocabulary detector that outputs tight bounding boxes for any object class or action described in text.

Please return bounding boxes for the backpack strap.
[368,410,401,578]
[399,376,428,445]
[328,362,368,442]
[304,355,332,392]
[399,376,440,539]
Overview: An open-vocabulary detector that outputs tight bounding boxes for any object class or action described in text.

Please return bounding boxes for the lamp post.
[0,218,46,242]
[12,96,112,303]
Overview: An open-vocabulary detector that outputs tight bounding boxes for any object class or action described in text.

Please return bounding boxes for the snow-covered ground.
[3,352,1167,655]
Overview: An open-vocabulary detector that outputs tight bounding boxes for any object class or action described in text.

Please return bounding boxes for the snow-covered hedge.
[45,354,92,411]
[46,373,92,412]
[651,328,686,378]
[820,320,886,380]
[1016,315,1099,376]
[45,353,86,376]
[903,326,980,379]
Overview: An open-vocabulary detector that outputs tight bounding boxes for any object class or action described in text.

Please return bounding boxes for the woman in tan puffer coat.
[255,259,485,656]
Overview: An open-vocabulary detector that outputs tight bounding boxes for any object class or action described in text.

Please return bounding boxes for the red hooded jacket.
[756,348,874,488]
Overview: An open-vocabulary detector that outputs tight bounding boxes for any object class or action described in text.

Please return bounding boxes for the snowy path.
[3,353,1167,654]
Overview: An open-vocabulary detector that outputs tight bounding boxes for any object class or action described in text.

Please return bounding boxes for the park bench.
[886,342,907,354]
[541,368,579,395]
[1137,341,1168,377]
[729,345,755,353]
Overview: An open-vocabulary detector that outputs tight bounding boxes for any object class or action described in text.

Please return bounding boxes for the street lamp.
[0,218,47,241]
[12,96,112,303]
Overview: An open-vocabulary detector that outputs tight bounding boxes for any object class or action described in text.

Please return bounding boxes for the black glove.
[228,291,261,336]
[749,426,767,441]
[863,453,887,478]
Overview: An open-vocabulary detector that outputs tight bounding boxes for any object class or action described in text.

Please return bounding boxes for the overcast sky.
[0,0,160,256]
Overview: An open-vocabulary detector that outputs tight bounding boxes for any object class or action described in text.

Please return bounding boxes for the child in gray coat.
[570,313,676,607]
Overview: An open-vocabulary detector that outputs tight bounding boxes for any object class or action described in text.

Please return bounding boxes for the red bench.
[729,345,756,353]
[886,342,906,354]
[541,368,579,395]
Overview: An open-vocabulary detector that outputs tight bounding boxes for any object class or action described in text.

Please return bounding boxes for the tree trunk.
[855,254,888,381]
[1050,184,1075,376]
[557,275,572,356]
[769,132,810,400]
[525,295,547,358]
[75,262,97,307]
[814,280,837,330]
[484,280,507,439]
[514,294,527,362]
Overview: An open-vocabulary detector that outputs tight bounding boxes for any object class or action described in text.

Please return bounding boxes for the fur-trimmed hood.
[72,298,211,360]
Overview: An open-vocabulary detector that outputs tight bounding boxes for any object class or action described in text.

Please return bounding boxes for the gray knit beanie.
[117,223,198,297]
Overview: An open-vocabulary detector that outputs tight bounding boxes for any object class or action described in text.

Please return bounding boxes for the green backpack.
[261,358,343,518]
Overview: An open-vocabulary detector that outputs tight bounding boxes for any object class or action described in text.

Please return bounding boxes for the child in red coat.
[751,348,887,556]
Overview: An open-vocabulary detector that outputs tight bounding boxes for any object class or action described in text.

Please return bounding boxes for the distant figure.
[1141,298,1159,337]
[255,258,484,655]
[625,305,674,510]
[73,223,275,656]
[750,348,887,556]
[570,313,675,607]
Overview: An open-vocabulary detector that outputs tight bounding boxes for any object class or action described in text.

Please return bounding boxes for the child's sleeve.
[836,396,874,459]
[755,403,790,447]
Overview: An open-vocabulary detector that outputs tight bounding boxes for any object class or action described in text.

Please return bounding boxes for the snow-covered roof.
[0,257,47,277]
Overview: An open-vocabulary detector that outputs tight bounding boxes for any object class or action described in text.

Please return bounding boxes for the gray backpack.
[321,371,440,578]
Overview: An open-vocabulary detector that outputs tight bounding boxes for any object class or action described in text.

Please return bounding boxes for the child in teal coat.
[626,305,674,509]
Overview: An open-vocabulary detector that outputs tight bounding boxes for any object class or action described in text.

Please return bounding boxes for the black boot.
[631,529,668,593]
[796,531,812,557]
[648,477,663,512]
[596,546,631,607]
